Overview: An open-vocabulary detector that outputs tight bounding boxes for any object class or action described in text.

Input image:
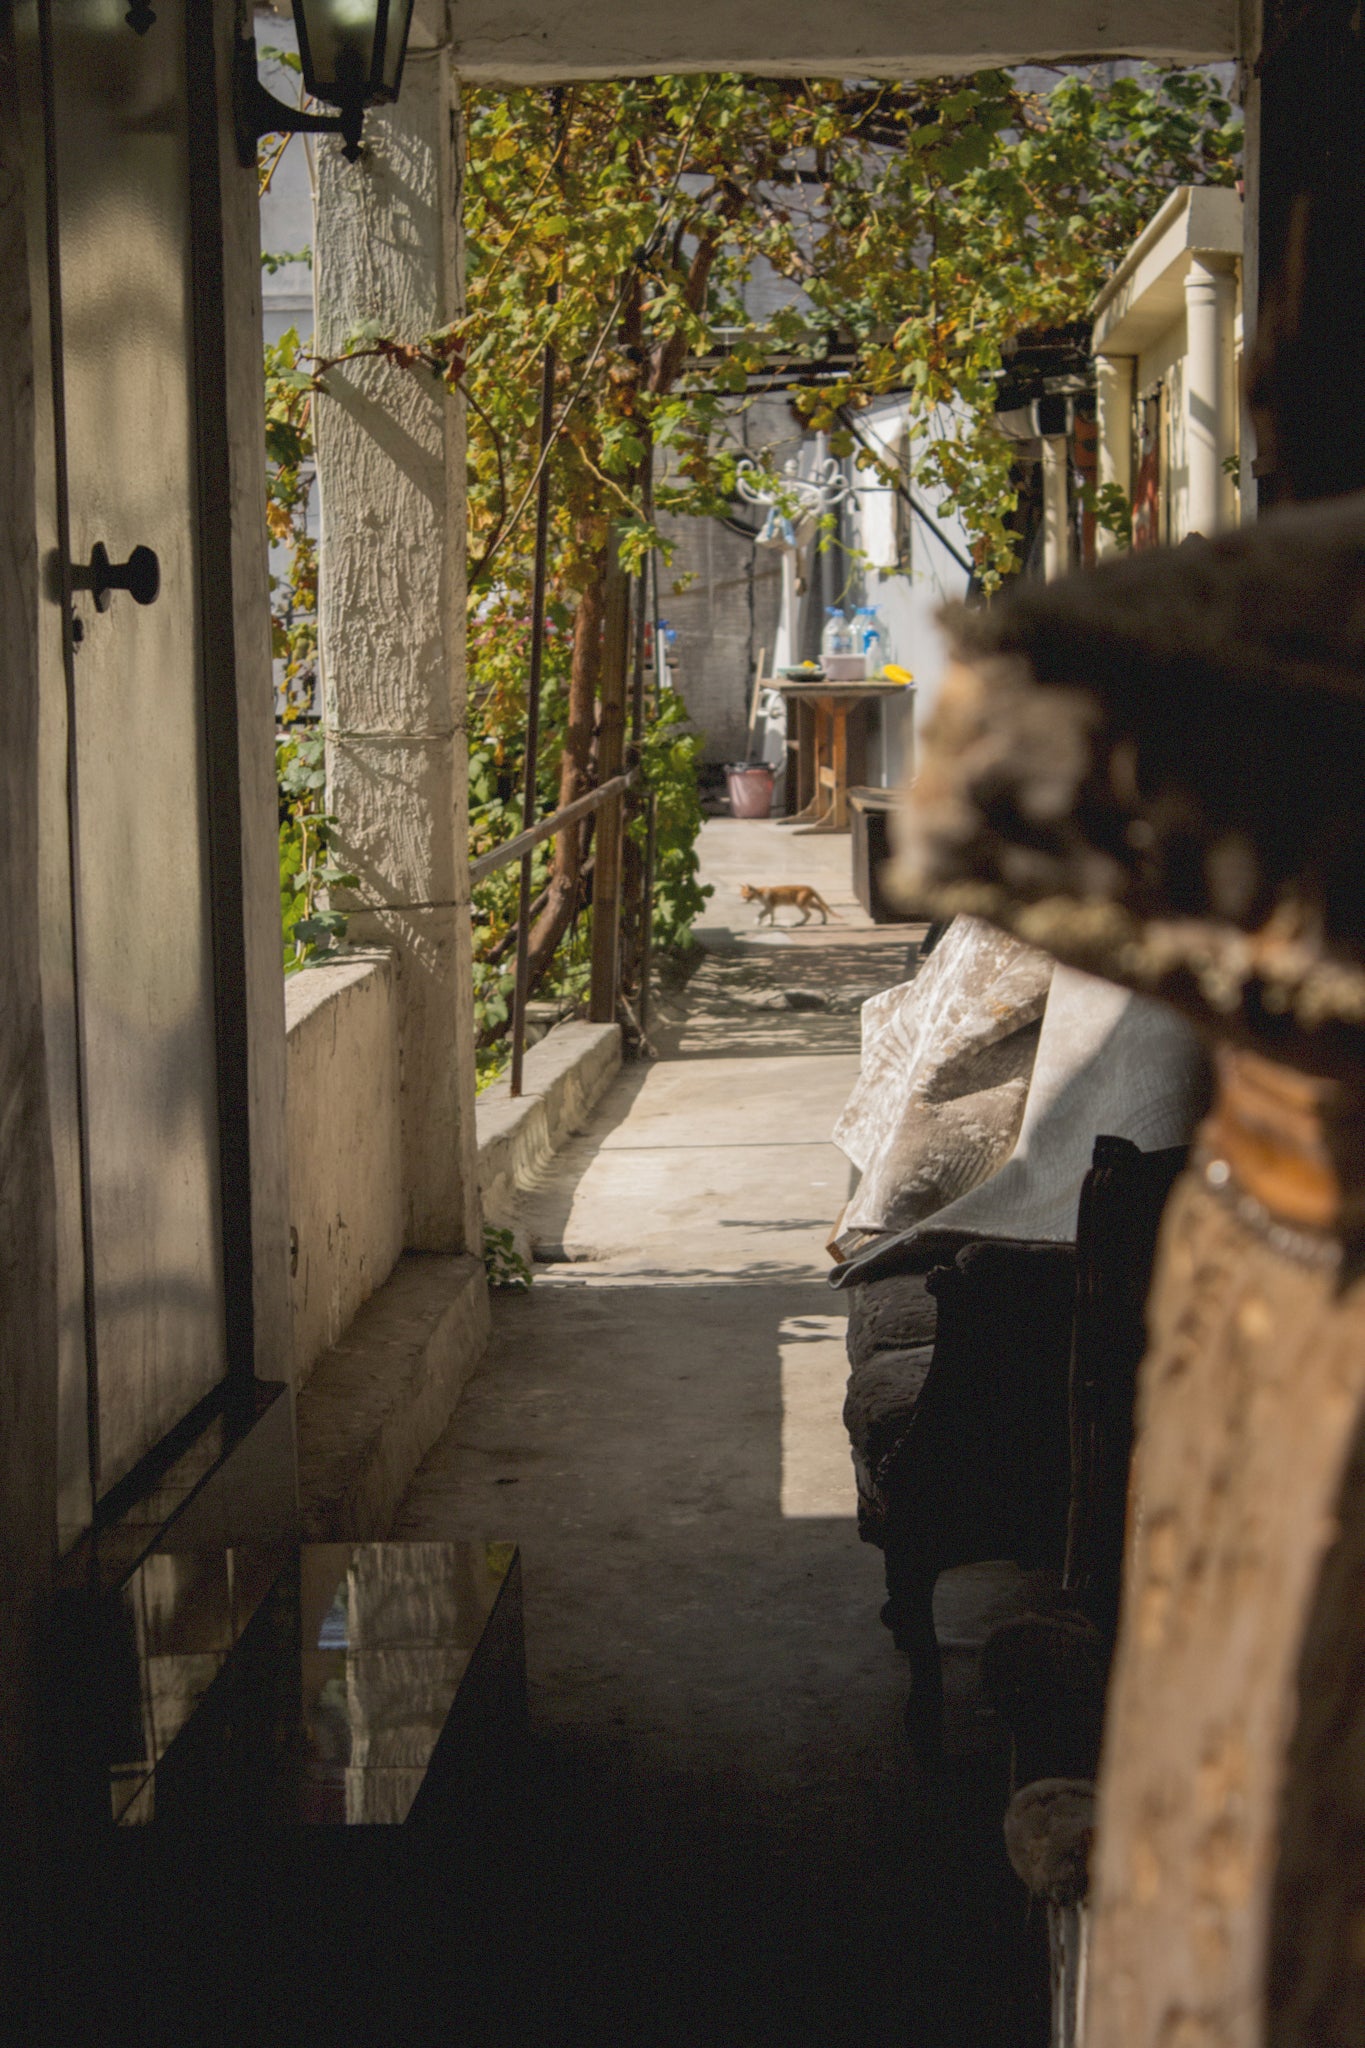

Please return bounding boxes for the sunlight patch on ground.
[779,1312,857,1518]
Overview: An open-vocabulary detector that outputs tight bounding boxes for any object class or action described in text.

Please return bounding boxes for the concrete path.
[394,820,1038,2046]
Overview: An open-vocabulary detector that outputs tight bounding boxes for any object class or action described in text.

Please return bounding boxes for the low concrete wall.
[286,955,403,1387]
[287,991,613,1535]
[296,1250,489,1539]
[477,1021,622,1237]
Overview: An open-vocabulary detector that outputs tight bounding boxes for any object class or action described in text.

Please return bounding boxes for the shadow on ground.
[652,939,918,1061]
[378,1281,1047,2047]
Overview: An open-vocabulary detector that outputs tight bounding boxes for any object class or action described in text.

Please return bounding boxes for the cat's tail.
[812,891,844,921]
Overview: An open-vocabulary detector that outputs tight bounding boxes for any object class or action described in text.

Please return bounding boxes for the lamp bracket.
[233,32,364,168]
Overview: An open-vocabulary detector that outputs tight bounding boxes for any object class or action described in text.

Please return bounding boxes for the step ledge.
[296,1250,490,1541]
[476,1020,622,1226]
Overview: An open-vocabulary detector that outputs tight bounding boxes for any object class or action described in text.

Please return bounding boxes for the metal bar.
[630,444,652,746]
[508,328,557,1098]
[630,567,647,746]
[470,770,638,888]
[639,788,657,1042]
[651,547,665,704]
[837,405,976,576]
[589,542,630,1024]
[624,563,649,1028]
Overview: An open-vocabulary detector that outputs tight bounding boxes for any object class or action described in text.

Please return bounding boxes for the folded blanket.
[832,915,1052,1246]
[832,968,1211,1288]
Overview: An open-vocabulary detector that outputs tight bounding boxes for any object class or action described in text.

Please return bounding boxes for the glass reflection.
[300,1542,517,1824]
[89,1540,520,1827]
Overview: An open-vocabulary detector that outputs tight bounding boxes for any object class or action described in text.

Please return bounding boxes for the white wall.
[448,0,1238,81]
[256,20,315,348]
[286,956,404,1387]
[844,402,974,776]
[1137,317,1188,541]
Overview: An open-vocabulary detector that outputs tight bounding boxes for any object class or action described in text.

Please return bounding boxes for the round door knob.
[79,542,161,612]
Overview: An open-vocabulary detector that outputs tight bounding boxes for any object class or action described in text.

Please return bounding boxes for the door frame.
[25,0,291,1536]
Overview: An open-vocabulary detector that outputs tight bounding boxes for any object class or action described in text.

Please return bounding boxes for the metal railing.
[469,762,656,1098]
[467,769,639,891]
[470,327,660,1098]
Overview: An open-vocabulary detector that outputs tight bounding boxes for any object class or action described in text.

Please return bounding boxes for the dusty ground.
[385,819,1045,2047]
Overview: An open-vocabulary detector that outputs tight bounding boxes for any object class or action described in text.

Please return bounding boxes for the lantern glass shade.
[292,0,415,109]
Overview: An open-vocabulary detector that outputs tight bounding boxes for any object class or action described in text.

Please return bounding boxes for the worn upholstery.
[833,915,1051,1247]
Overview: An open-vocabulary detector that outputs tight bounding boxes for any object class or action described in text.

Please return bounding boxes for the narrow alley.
[388,822,1043,2046]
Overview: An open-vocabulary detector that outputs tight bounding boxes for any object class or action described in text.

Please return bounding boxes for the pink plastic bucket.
[725,763,775,819]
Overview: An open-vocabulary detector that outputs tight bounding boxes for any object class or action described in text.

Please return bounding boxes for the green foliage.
[466,613,712,1079]
[631,686,712,951]
[462,69,1240,589]
[278,726,358,973]
[466,607,566,1049]
[261,246,312,274]
[1082,479,1134,550]
[263,324,318,716]
[266,69,1241,1003]
[483,1224,533,1290]
[265,327,357,971]
[732,67,1240,582]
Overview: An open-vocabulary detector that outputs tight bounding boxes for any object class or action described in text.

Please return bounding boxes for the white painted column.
[1041,434,1070,580]
[1095,354,1134,557]
[1184,252,1237,536]
[1238,62,1261,526]
[314,3,482,1257]
[772,546,799,672]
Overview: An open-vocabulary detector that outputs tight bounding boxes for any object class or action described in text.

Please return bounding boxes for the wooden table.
[775,681,909,832]
[847,785,905,923]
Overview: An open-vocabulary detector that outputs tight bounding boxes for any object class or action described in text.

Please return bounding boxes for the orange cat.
[739,882,840,927]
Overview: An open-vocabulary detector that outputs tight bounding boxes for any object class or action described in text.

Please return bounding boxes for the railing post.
[619,566,649,1029]
[508,326,557,1098]
[588,537,629,1025]
[639,788,657,1042]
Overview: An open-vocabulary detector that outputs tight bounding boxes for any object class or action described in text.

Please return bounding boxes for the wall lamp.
[236,0,416,167]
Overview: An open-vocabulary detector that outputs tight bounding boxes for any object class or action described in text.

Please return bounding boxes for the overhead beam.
[450,0,1238,84]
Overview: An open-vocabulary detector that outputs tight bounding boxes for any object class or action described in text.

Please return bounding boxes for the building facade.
[1092,183,1244,548]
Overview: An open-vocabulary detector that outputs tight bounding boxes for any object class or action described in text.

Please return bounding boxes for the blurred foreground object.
[893,494,1365,1085]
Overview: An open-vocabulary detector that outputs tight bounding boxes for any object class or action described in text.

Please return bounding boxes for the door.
[40,0,229,1512]
[1132,386,1164,552]
[1256,0,1365,506]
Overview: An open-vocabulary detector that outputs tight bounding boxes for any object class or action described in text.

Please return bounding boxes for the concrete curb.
[296,1251,491,1540]
[293,1024,617,1541]
[476,1021,622,1239]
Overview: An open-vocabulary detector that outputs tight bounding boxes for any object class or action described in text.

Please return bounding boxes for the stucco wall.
[315,25,483,1260]
[286,956,403,1388]
[660,514,783,765]
[448,0,1238,81]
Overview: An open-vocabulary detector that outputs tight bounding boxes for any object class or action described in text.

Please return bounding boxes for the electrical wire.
[836,405,976,578]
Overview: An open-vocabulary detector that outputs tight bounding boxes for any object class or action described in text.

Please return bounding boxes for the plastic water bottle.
[821,608,853,660]
[857,607,890,672]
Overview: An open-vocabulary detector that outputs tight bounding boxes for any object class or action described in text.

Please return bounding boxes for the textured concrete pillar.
[1095,355,1135,558]
[1184,252,1237,536]
[314,1,482,1256]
